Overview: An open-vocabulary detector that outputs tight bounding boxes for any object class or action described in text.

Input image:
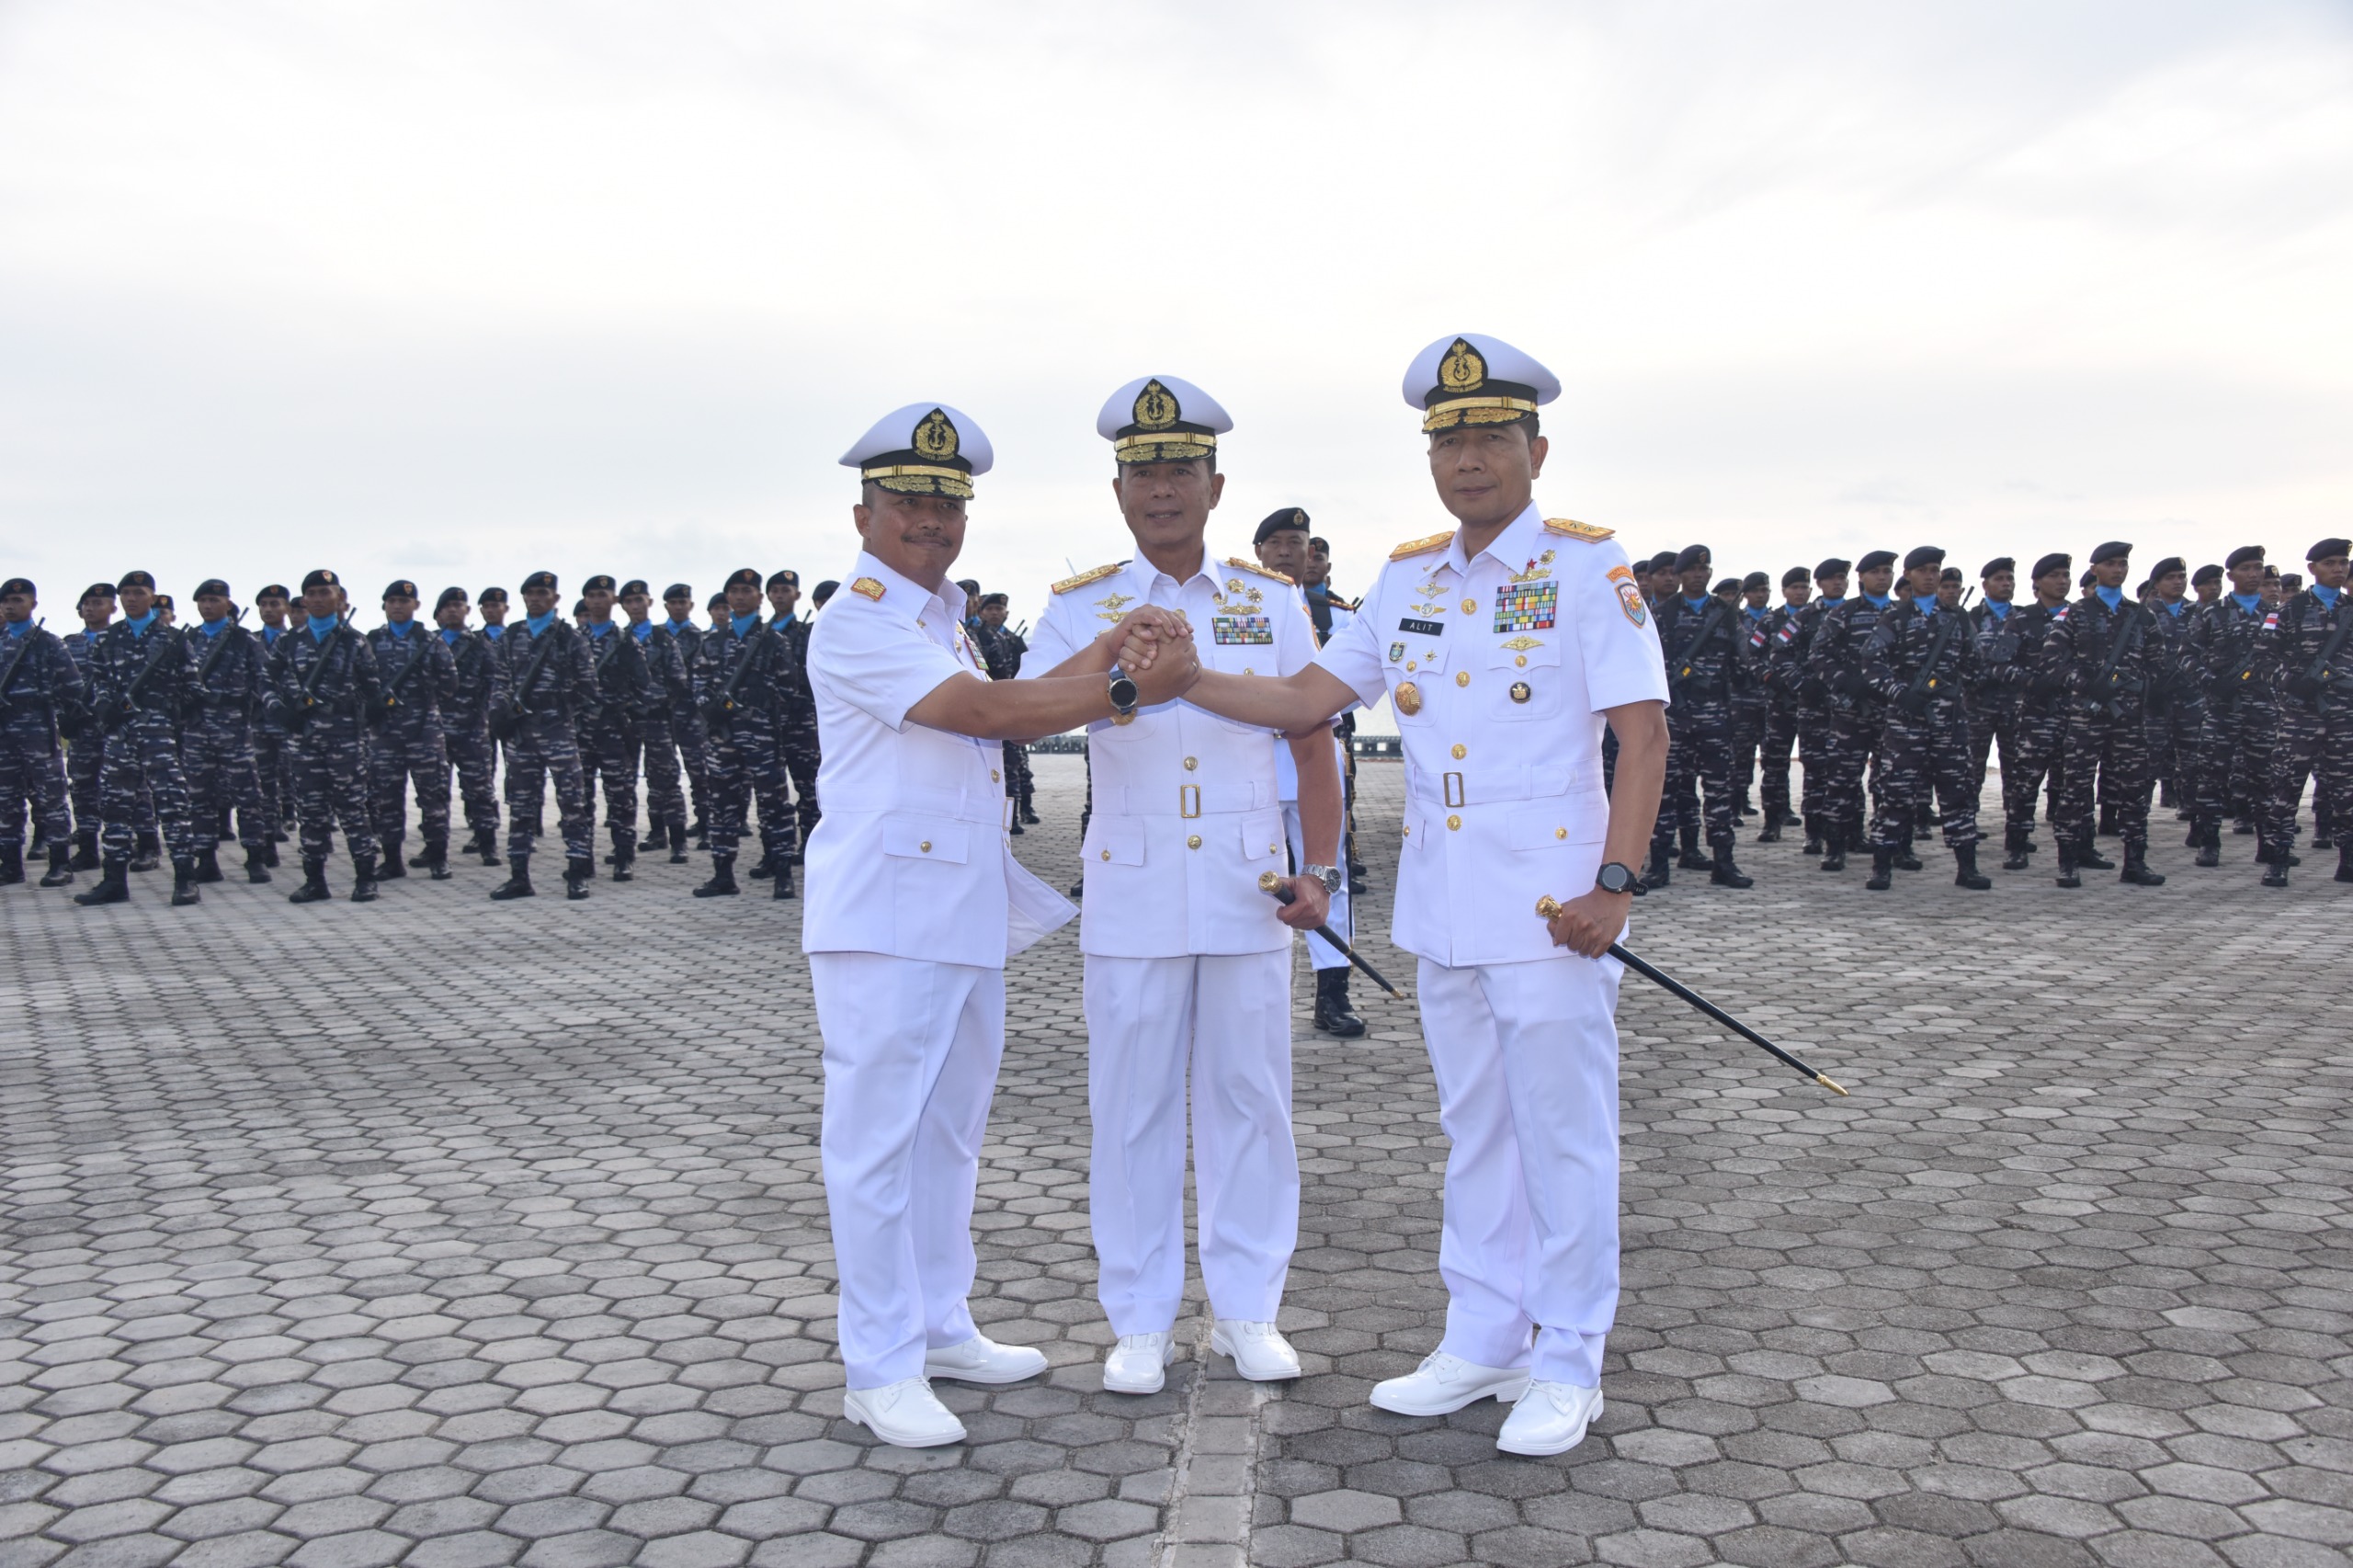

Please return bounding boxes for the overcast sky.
[3,0,2349,620]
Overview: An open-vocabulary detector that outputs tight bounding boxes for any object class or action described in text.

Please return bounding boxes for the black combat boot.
[130,831,161,873]
[2336,843,2353,883]
[771,858,796,900]
[1710,849,1753,888]
[480,833,504,868]
[409,841,437,868]
[1802,816,1824,856]
[1314,969,1367,1038]
[667,814,689,864]
[244,846,272,883]
[1020,791,1040,826]
[0,845,20,885]
[1893,846,1923,871]
[1677,824,1710,871]
[2315,826,2337,851]
[689,817,709,849]
[563,857,594,900]
[1640,844,1672,891]
[2097,804,2116,837]
[2119,852,2165,886]
[74,855,131,905]
[69,828,100,871]
[1865,847,1893,891]
[350,854,380,902]
[2194,824,2221,868]
[1954,843,1991,890]
[2075,843,2115,871]
[261,839,279,867]
[194,845,223,883]
[2054,851,2081,889]
[289,858,332,903]
[1756,819,1781,844]
[1008,811,1024,836]
[749,853,775,880]
[2260,848,2289,888]
[377,838,407,879]
[2001,825,2031,871]
[40,843,74,887]
[694,856,739,897]
[491,856,535,899]
[2233,817,2255,835]
[612,841,633,882]
[171,859,201,905]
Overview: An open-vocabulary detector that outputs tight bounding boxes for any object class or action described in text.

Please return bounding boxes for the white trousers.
[1279,801,1352,971]
[813,952,1005,1389]
[1416,952,1622,1387]
[1085,949,1298,1334]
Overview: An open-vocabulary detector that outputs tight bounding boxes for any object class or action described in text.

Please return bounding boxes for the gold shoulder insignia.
[1225,557,1294,585]
[850,577,886,601]
[1390,530,1455,561]
[1051,561,1129,595]
[1542,517,1615,542]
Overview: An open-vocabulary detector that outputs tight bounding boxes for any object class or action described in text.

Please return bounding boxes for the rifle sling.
[1900,608,1963,707]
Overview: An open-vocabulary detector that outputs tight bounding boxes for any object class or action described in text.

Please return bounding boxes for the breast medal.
[1393,680,1422,716]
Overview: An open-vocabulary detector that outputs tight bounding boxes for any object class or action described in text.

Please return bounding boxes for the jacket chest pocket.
[883,816,971,865]
[1486,639,1563,722]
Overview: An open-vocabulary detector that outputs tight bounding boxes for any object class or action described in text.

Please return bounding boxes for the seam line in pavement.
[1154,1323,1270,1568]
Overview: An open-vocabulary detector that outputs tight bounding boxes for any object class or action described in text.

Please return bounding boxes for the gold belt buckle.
[1179,784,1201,819]
[1443,772,1465,808]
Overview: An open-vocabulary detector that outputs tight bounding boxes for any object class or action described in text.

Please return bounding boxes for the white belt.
[1405,762,1582,810]
[1109,781,1277,817]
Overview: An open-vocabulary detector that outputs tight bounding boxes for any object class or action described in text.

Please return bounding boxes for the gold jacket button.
[919,841,932,853]
[1184,756,1198,770]
[1450,743,1466,759]
[1100,849,1110,860]
[1455,670,1470,687]
[1461,598,1476,615]
[1268,843,1279,854]
[1515,653,1528,667]
[1555,826,1567,839]
[1187,835,1202,849]
[991,769,1001,781]
[1447,813,1461,831]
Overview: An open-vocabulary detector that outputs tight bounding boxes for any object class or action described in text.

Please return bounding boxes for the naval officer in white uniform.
[805,402,1201,1448]
[1021,375,1343,1395]
[1172,335,1670,1455]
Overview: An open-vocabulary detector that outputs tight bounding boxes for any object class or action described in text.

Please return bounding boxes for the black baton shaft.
[1259,872,1403,998]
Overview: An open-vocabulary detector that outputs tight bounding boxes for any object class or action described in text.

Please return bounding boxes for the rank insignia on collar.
[851,577,886,601]
[1542,517,1615,542]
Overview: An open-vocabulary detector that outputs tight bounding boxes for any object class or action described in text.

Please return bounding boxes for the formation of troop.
[1607,535,2351,893]
[0,570,836,906]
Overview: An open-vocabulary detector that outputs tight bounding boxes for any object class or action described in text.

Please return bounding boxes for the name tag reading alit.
[1397,618,1445,637]
[1212,615,1273,646]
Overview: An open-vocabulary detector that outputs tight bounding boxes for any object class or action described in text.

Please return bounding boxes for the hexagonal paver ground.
[3,754,2347,1568]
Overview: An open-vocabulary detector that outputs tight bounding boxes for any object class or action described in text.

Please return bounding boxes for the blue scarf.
[1861,593,1891,608]
[126,609,159,636]
[385,618,412,638]
[584,619,611,640]
[1817,596,1846,608]
[2315,584,2342,609]
[1915,597,1937,616]
[665,617,693,635]
[2096,585,2122,610]
[731,611,760,637]
[483,624,504,641]
[307,613,338,641]
[197,619,226,638]
[1682,596,1709,613]
[631,621,653,642]
[525,611,556,636]
[1984,600,2010,621]
[439,626,461,645]
[3,620,26,639]
[2232,592,2262,613]
[260,625,282,645]
[2160,598,2187,617]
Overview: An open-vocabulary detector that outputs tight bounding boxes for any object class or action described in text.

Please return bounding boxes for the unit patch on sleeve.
[1493,580,1559,632]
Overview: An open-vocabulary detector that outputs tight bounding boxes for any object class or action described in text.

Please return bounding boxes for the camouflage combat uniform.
[270,619,382,873]
[579,621,650,869]
[366,622,458,872]
[180,618,272,873]
[0,621,83,884]
[692,615,798,881]
[1861,597,1982,852]
[492,617,598,869]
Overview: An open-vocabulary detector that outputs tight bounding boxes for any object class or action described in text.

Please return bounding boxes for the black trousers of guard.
[2054,703,2150,857]
[1872,699,1980,849]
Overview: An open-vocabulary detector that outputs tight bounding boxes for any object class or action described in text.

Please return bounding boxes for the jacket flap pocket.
[1510,805,1601,849]
[1085,816,1145,868]
[1243,812,1285,861]
[883,817,971,864]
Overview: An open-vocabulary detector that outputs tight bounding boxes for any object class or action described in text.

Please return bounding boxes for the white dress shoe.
[923,1334,1048,1385]
[1496,1380,1603,1456]
[1102,1332,1178,1395]
[1210,1321,1302,1381]
[1368,1351,1532,1416]
[842,1377,966,1448]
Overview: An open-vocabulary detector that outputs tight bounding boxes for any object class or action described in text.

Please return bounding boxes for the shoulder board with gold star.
[1051,561,1129,595]
[1224,557,1294,585]
[1389,530,1455,561]
[1542,517,1615,542]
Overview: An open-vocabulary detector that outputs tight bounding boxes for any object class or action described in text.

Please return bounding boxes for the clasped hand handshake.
[1106,608,1202,705]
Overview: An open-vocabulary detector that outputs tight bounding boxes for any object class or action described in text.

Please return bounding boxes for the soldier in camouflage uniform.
[1859,548,1988,891]
[2140,557,2203,823]
[0,578,85,889]
[480,587,539,845]
[488,570,599,900]
[1803,551,1897,871]
[2254,538,2352,887]
[1730,572,1771,821]
[366,580,458,881]
[2038,541,2165,887]
[2188,546,2274,868]
[972,593,1031,833]
[267,570,383,903]
[1965,559,2019,812]
[1749,566,1811,842]
[576,574,651,880]
[251,585,294,851]
[1773,559,1848,855]
[620,581,694,864]
[659,584,710,849]
[1643,544,1753,889]
[691,567,797,900]
[60,584,115,870]
[179,580,272,884]
[74,571,203,907]
[767,570,822,864]
[430,588,502,866]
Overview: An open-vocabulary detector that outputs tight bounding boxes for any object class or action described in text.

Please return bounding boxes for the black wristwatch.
[1107,665,1140,724]
[1595,861,1639,895]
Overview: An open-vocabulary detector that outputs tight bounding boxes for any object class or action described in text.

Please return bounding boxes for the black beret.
[977,592,1009,608]
[299,569,336,592]
[1742,571,1769,590]
[724,567,761,591]
[2080,569,2097,587]
[81,582,116,604]
[257,584,289,599]
[706,593,726,609]
[812,579,840,605]
[1780,566,1809,587]
[1674,544,1712,573]
[2191,563,2222,586]
[154,594,174,609]
[2224,545,2265,569]
[619,579,649,598]
[663,583,692,599]
[1981,558,2014,578]
[1254,507,1311,545]
[2089,540,2131,564]
[1856,550,1898,574]
[194,579,231,598]
[1814,558,1849,580]
[767,570,800,589]
[1649,551,1680,573]
[383,579,418,600]
[521,570,558,593]
[2149,557,2186,579]
[1940,567,1963,583]
[582,574,616,594]
[119,570,157,590]
[478,586,508,604]
[1712,578,1741,596]
[436,586,468,610]
[0,578,33,597]
[1903,546,1945,572]
[2308,538,2350,562]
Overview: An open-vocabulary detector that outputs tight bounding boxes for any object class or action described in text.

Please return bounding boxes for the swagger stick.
[1536,896,1847,1094]
[1259,871,1402,998]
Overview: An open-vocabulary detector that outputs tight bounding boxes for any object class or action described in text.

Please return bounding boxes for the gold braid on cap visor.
[1421,396,1538,434]
[1112,433,1217,462]
[862,464,974,498]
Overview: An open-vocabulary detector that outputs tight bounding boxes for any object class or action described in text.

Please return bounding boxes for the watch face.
[1597,862,1635,894]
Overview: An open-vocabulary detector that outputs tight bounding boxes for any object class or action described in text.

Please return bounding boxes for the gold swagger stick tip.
[1815,1074,1848,1096]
